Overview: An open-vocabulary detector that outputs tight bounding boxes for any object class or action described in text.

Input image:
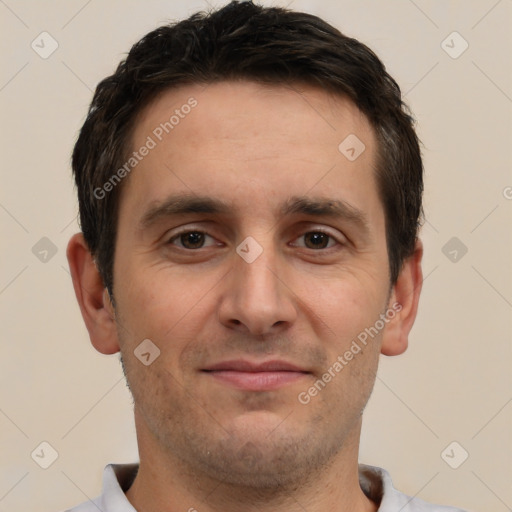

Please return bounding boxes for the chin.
[186,421,340,492]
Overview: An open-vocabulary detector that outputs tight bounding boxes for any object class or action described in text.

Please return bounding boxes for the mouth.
[201,359,311,391]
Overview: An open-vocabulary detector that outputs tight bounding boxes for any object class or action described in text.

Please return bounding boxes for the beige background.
[1,1,511,511]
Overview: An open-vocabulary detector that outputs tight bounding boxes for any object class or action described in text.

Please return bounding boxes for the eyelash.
[166,228,343,251]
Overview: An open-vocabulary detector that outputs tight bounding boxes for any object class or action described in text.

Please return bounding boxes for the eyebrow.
[138,193,371,236]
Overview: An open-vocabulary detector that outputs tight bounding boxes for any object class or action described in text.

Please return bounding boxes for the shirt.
[63,463,469,512]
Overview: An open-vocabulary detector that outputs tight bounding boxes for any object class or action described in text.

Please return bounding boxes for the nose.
[217,240,297,336]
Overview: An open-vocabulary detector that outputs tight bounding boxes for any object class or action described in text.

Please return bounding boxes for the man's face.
[112,80,392,486]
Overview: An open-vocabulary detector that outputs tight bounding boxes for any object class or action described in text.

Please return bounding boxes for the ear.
[380,238,423,356]
[66,232,120,355]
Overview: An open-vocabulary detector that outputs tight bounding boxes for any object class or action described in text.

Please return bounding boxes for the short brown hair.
[71,0,423,297]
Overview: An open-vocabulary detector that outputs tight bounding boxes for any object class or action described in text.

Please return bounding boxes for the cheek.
[115,263,215,347]
[305,279,384,409]
[307,271,386,346]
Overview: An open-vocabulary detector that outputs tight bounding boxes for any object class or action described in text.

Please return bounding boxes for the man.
[65,1,467,511]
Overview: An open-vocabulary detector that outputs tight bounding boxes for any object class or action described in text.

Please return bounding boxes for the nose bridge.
[218,234,296,335]
[237,240,279,296]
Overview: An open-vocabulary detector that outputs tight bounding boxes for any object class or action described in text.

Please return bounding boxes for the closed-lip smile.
[202,359,310,391]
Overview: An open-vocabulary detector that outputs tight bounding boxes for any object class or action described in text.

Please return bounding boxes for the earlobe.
[380,238,423,356]
[66,232,120,355]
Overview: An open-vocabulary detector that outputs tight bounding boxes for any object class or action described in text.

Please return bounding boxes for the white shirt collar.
[65,462,467,511]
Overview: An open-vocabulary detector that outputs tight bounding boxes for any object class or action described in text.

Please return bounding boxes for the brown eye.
[303,232,331,249]
[293,231,338,250]
[169,231,214,249]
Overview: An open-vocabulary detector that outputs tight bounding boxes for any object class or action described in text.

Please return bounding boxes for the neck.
[125,412,378,512]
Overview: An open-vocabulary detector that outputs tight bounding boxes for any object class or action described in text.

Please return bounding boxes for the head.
[72,0,423,298]
[67,0,423,492]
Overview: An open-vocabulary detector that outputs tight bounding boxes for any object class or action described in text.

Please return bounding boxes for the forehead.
[133,80,374,157]
[120,80,381,227]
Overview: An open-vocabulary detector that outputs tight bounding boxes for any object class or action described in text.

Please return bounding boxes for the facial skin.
[67,80,423,512]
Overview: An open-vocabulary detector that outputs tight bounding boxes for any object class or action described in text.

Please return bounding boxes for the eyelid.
[167,227,219,248]
[289,226,345,248]
[166,224,346,250]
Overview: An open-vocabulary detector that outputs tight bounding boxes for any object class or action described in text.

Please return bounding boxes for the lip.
[204,359,307,372]
[202,359,310,391]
